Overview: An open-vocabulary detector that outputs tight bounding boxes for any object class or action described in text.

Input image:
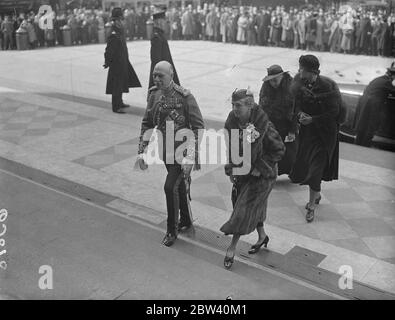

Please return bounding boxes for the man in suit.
[104,8,141,114]
[149,8,180,91]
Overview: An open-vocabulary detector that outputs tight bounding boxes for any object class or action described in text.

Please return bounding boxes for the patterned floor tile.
[113,145,135,155]
[266,207,306,225]
[0,129,25,137]
[72,137,140,169]
[322,188,364,204]
[334,202,378,220]
[327,238,377,258]
[310,220,359,241]
[367,200,395,219]
[27,122,53,130]
[215,182,233,196]
[280,223,320,239]
[0,99,95,145]
[2,123,28,130]
[341,177,381,189]
[362,236,395,259]
[84,154,116,168]
[268,191,297,208]
[24,128,51,136]
[353,186,395,202]
[309,204,344,222]
[7,117,33,124]
[191,182,222,198]
[193,195,228,211]
[194,172,217,183]
[15,105,39,112]
[347,218,395,238]
[384,218,395,232]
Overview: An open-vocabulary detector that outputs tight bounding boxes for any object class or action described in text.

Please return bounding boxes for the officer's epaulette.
[148,85,158,94]
[173,83,190,97]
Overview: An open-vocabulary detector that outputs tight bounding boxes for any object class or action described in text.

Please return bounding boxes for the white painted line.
[0,167,347,300]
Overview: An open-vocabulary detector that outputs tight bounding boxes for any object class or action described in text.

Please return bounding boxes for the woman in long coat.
[282,13,294,47]
[246,14,257,46]
[220,8,229,42]
[290,55,341,223]
[329,15,341,52]
[315,14,325,51]
[259,65,298,176]
[271,14,282,46]
[181,9,194,40]
[355,13,372,54]
[221,89,285,269]
[205,9,215,40]
[292,14,300,49]
[306,13,317,51]
[340,12,354,53]
[297,12,306,49]
[237,12,248,43]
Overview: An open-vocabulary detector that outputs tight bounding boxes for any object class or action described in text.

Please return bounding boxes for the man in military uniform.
[104,7,141,114]
[149,8,180,90]
[135,61,204,247]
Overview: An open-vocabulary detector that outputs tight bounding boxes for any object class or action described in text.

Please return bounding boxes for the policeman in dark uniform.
[104,7,141,114]
[354,62,395,147]
[136,61,204,247]
[149,8,180,90]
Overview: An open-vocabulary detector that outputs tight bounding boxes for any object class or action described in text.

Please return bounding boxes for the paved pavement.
[0,170,339,300]
[0,40,394,298]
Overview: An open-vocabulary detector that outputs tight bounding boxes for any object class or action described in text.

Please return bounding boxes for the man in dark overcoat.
[149,9,180,90]
[354,63,395,146]
[104,7,141,114]
[355,12,372,55]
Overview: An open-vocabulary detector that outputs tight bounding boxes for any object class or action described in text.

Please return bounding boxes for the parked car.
[338,83,395,152]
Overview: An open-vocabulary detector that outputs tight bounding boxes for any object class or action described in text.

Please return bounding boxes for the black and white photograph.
[0,0,394,304]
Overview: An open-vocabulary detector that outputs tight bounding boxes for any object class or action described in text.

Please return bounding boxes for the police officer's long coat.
[354,74,394,146]
[105,29,141,94]
[149,27,180,89]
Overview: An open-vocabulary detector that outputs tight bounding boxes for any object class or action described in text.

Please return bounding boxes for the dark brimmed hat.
[299,54,320,74]
[111,7,123,20]
[263,64,288,82]
[153,5,166,20]
[152,11,166,20]
[387,61,395,74]
[232,88,254,102]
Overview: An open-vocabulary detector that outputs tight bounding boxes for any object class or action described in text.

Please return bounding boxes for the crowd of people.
[0,3,394,56]
[165,3,395,56]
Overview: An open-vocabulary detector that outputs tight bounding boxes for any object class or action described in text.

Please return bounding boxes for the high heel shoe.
[305,195,321,210]
[224,249,235,269]
[306,207,315,223]
[248,235,269,254]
